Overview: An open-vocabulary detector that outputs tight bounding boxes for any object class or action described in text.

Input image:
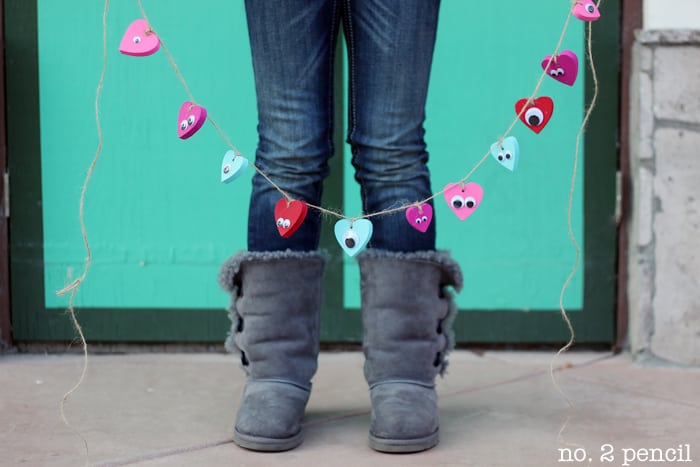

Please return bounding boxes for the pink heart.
[541,50,579,86]
[177,102,207,139]
[443,183,483,221]
[572,1,601,21]
[119,20,160,57]
[405,204,433,233]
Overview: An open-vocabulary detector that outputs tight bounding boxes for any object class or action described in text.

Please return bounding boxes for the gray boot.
[218,250,325,452]
[358,249,463,453]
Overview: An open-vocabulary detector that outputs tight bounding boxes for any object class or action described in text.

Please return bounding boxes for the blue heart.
[334,219,373,257]
[221,150,249,184]
[490,136,520,172]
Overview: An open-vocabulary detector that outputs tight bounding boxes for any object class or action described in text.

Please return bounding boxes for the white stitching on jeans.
[344,0,357,142]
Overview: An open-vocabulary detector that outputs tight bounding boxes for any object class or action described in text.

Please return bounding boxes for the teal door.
[7,1,619,344]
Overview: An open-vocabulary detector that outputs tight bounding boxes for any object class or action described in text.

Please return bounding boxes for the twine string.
[54,1,113,464]
[550,14,599,409]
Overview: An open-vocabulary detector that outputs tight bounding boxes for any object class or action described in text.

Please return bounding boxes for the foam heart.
[119,19,160,57]
[572,0,601,21]
[515,97,554,134]
[221,150,248,184]
[443,182,484,221]
[177,102,207,139]
[405,204,433,233]
[334,219,373,257]
[542,51,579,86]
[274,199,308,238]
[490,137,520,172]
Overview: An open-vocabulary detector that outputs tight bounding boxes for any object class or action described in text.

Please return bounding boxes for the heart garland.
[405,203,433,233]
[572,0,601,22]
[515,97,555,134]
[118,1,599,256]
[274,199,308,238]
[542,50,579,86]
[177,102,207,139]
[119,19,160,56]
[220,150,248,184]
[334,219,373,257]
[490,137,520,172]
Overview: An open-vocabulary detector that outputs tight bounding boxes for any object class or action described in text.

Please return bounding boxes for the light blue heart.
[490,136,520,172]
[334,219,373,257]
[221,150,249,184]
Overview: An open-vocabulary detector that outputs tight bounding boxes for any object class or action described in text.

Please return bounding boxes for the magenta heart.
[405,204,433,233]
[542,50,579,86]
[119,19,160,57]
[572,1,601,21]
[443,182,484,221]
[177,102,207,139]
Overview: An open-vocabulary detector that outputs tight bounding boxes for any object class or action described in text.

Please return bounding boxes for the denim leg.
[245,0,341,252]
[342,0,440,252]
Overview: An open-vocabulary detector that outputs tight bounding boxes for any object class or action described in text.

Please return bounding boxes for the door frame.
[0,0,12,349]
[6,0,627,346]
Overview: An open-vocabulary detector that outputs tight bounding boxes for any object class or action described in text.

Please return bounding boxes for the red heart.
[274,199,308,238]
[515,97,554,134]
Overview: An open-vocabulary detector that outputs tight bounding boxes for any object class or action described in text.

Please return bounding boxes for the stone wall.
[628,30,700,366]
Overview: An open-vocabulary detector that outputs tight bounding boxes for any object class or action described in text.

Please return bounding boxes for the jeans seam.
[328,0,338,157]
[343,0,357,143]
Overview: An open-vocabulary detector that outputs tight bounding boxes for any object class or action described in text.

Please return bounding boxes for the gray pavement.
[1,351,699,466]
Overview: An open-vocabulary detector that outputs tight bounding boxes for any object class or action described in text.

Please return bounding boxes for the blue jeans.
[245,0,440,252]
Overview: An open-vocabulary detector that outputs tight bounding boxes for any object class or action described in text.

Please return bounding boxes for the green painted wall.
[40,1,255,309]
[40,1,582,314]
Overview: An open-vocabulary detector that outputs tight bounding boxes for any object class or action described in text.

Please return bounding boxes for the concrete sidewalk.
[1,351,698,466]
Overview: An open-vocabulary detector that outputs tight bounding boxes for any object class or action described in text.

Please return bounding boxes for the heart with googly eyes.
[177,102,207,139]
[220,150,248,184]
[542,50,579,86]
[274,198,308,238]
[119,19,160,56]
[405,203,433,233]
[334,219,373,257]
[490,136,520,172]
[515,97,554,134]
[443,182,484,221]
[573,0,601,21]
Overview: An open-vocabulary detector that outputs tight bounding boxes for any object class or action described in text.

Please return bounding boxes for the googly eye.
[557,68,565,76]
[549,69,559,77]
[464,196,476,209]
[415,217,422,224]
[451,195,465,209]
[180,120,188,131]
[132,36,142,44]
[283,219,291,229]
[525,107,544,127]
[276,217,285,227]
[421,216,428,223]
[223,165,231,174]
[498,153,504,161]
[504,152,512,160]
[586,4,595,13]
[343,229,359,249]
[187,115,196,126]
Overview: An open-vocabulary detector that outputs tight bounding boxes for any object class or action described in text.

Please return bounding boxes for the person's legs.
[342,0,440,252]
[220,1,340,452]
[246,0,341,252]
[342,0,464,454]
